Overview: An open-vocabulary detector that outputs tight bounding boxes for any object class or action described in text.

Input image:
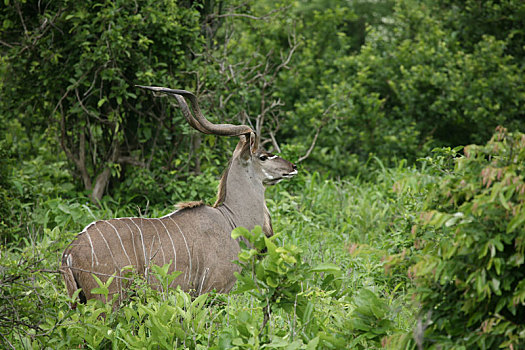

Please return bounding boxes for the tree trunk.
[90,133,120,203]
[192,133,202,174]
[90,167,111,203]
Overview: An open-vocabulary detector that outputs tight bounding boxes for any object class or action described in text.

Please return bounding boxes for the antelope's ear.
[235,134,252,161]
[250,132,259,153]
[237,132,259,160]
[239,132,257,161]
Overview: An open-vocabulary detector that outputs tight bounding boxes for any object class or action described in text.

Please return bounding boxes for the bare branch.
[15,2,29,39]
[207,7,288,22]
[75,88,113,125]
[297,127,321,163]
[66,266,133,281]
[146,125,160,169]
[59,109,92,190]
[297,103,336,163]
[269,131,281,153]
[212,13,270,21]
[0,40,15,49]
[91,124,120,202]
[272,29,298,80]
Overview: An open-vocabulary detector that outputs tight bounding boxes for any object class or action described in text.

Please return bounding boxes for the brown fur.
[176,201,205,210]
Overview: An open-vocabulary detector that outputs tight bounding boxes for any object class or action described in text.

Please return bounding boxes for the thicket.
[1,0,524,348]
[411,128,525,349]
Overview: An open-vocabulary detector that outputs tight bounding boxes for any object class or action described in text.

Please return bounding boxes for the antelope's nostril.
[292,164,297,170]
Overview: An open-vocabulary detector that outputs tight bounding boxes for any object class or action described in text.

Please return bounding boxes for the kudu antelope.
[60,86,297,304]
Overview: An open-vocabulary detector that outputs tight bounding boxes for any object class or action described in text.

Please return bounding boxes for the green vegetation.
[411,128,525,348]
[1,0,524,348]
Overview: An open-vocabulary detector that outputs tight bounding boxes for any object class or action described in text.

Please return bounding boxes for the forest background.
[1,0,524,348]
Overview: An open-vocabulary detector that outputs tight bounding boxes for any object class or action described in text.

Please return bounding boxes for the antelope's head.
[252,149,297,186]
[226,128,296,188]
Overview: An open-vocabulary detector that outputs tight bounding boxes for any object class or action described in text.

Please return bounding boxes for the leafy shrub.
[232,225,403,349]
[231,226,345,348]
[0,139,21,242]
[0,226,66,347]
[411,127,525,349]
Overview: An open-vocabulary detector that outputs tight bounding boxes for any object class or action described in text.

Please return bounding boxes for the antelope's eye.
[259,155,268,161]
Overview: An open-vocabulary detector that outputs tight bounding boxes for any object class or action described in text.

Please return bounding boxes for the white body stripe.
[147,219,167,266]
[120,219,141,268]
[128,219,148,270]
[168,216,192,284]
[107,220,133,266]
[85,230,99,267]
[80,222,96,234]
[199,267,209,295]
[94,223,120,271]
[160,210,179,218]
[156,218,177,273]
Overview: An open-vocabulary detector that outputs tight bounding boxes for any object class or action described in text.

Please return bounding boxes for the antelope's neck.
[221,159,266,232]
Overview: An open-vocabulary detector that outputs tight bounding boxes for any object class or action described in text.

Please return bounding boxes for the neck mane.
[213,158,232,208]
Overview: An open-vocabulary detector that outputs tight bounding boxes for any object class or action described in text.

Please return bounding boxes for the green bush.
[411,127,525,349]
[232,225,404,349]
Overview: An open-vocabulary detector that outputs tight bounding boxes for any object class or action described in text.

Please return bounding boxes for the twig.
[75,88,113,125]
[147,124,161,169]
[297,103,336,163]
[0,332,16,350]
[297,127,321,163]
[65,266,132,281]
[15,2,29,39]
[212,13,269,21]
[0,39,15,48]
[268,131,281,153]
[208,7,287,22]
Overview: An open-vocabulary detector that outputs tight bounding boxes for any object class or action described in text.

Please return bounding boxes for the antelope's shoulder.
[79,220,103,234]
[165,204,228,231]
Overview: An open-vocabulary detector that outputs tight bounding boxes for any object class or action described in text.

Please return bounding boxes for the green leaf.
[232,227,250,240]
[507,212,525,233]
[266,276,278,288]
[499,192,510,210]
[305,336,320,350]
[311,262,342,277]
[264,236,278,256]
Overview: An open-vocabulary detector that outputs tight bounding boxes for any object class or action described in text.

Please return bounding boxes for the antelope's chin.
[264,178,283,186]
[283,170,298,178]
[263,170,298,186]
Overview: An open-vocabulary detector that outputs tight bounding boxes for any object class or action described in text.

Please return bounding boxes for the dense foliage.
[1,0,524,348]
[1,0,204,203]
[412,128,525,349]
